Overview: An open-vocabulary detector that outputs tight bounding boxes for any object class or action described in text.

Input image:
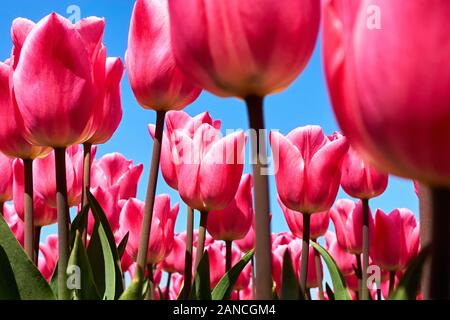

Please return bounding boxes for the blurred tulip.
[3,204,24,246]
[87,185,121,235]
[0,153,13,203]
[207,174,253,241]
[341,147,388,199]
[171,123,245,212]
[372,208,420,271]
[91,153,143,200]
[178,229,214,248]
[168,0,320,98]
[13,159,57,227]
[235,224,255,253]
[38,234,58,281]
[160,233,186,274]
[126,0,200,111]
[278,195,330,240]
[148,111,221,190]
[325,231,356,276]
[330,199,374,255]
[271,232,296,250]
[0,60,50,159]
[270,126,349,214]
[87,57,124,145]
[119,195,179,264]
[12,13,105,147]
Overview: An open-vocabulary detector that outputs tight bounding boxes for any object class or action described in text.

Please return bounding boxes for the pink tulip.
[13,13,105,147]
[235,224,255,254]
[148,111,221,190]
[330,199,374,255]
[372,208,420,271]
[91,153,143,200]
[0,153,13,203]
[0,60,50,160]
[278,195,330,240]
[271,232,297,250]
[87,185,121,235]
[178,229,214,248]
[231,285,253,301]
[160,233,186,274]
[168,0,320,98]
[323,0,450,185]
[38,234,58,281]
[325,231,356,276]
[341,146,388,199]
[272,238,322,294]
[87,57,124,145]
[13,159,57,227]
[270,126,349,214]
[126,0,201,111]
[207,241,251,289]
[119,195,179,265]
[207,174,253,241]
[171,123,246,211]
[3,204,24,246]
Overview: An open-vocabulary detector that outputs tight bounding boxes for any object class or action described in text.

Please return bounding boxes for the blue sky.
[0,1,418,243]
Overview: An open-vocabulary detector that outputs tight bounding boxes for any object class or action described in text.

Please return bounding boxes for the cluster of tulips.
[0,0,448,301]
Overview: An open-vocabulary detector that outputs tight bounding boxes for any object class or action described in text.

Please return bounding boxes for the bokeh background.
[0,1,418,247]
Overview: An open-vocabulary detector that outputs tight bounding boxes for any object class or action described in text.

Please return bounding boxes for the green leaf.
[119,266,145,300]
[0,215,55,300]
[311,241,351,300]
[280,249,304,300]
[50,262,58,297]
[389,246,430,300]
[0,246,21,300]
[70,206,88,246]
[191,252,211,300]
[117,232,129,260]
[211,249,254,300]
[68,231,101,300]
[325,283,335,300]
[86,191,124,299]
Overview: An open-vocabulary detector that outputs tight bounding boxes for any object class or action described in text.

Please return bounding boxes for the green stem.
[184,206,194,299]
[226,240,232,272]
[81,142,92,245]
[194,211,208,271]
[312,238,324,300]
[23,159,34,263]
[299,213,310,294]
[361,198,370,300]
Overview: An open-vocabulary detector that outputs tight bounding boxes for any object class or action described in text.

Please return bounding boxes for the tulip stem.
[361,198,370,300]
[184,206,194,299]
[355,253,362,299]
[251,257,256,299]
[165,272,172,300]
[194,211,209,270]
[146,264,155,300]
[389,271,396,296]
[34,226,41,265]
[226,240,232,272]
[299,213,310,296]
[136,110,166,282]
[55,147,71,300]
[0,202,3,216]
[245,95,272,300]
[81,142,92,245]
[23,159,34,263]
[428,186,450,299]
[418,183,432,298]
[312,238,324,300]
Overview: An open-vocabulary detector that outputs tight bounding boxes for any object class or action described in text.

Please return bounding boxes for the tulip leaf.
[117,232,129,260]
[389,246,430,300]
[0,214,55,300]
[50,262,58,296]
[87,191,124,299]
[119,266,145,300]
[310,241,351,300]
[211,249,254,300]
[281,249,304,300]
[68,231,101,300]
[70,206,89,246]
[0,246,21,300]
[191,252,211,300]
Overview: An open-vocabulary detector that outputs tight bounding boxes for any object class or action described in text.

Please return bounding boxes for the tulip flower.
[87,185,121,235]
[168,0,320,299]
[271,125,348,292]
[120,195,178,265]
[278,195,330,241]
[372,208,420,272]
[38,235,58,281]
[126,1,202,283]
[160,233,187,275]
[171,122,245,271]
[91,153,143,200]
[0,153,13,207]
[325,231,357,277]
[3,204,24,246]
[322,0,450,298]
[235,224,255,254]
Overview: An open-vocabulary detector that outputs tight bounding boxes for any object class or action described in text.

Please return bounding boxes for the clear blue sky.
[0,1,418,243]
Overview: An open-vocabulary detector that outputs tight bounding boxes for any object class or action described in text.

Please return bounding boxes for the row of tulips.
[0,0,448,300]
